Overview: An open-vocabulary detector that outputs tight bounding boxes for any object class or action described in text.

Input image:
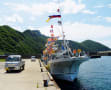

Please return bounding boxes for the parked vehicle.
[5,55,25,72]
[31,56,36,62]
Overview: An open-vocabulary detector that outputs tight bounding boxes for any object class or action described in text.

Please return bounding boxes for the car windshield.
[31,56,35,58]
[6,57,20,62]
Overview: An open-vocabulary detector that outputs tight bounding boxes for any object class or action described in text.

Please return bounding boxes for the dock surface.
[0,59,60,90]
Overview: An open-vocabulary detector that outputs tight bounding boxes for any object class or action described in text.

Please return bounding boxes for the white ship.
[45,41,89,82]
[43,32,89,81]
[42,2,90,82]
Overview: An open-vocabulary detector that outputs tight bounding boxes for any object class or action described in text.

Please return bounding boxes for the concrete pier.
[0,59,60,90]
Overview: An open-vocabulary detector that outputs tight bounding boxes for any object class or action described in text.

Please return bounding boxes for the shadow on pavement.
[5,69,24,74]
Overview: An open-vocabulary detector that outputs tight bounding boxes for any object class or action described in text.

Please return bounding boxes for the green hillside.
[23,30,47,55]
[0,25,110,56]
[68,40,88,51]
[81,40,110,52]
[0,25,24,54]
[59,40,110,52]
[0,25,47,56]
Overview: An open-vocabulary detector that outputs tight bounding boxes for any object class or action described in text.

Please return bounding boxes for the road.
[0,62,4,69]
[0,59,45,90]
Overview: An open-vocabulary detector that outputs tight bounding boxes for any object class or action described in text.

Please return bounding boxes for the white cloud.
[27,26,38,30]
[94,5,104,8]
[82,10,96,15]
[4,14,23,23]
[95,16,103,22]
[4,3,29,11]
[97,16,102,18]
[39,22,111,48]
[63,22,111,41]
[104,17,111,22]
[12,26,22,31]
[96,16,111,23]
[60,0,85,14]
[4,2,58,16]
[78,0,82,3]
[4,0,85,15]
[30,17,36,21]
[53,0,58,2]
[108,4,111,8]
[98,40,111,48]
[95,16,111,23]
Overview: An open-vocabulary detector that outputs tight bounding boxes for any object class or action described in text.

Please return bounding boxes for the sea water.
[55,56,111,90]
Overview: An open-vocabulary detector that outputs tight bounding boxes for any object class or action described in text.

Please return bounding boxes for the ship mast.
[57,0,66,50]
[57,0,73,56]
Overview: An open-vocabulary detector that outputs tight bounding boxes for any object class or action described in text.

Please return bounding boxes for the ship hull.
[48,56,89,82]
[52,72,78,81]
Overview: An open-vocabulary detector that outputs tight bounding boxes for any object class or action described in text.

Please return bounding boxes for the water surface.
[55,56,111,90]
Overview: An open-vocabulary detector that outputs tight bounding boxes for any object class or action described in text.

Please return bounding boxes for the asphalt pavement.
[0,59,45,90]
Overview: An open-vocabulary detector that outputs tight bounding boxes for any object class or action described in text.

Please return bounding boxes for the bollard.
[43,80,48,87]
[41,68,43,72]
[40,62,42,67]
[37,82,39,88]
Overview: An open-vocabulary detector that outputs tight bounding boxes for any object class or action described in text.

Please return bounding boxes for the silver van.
[5,55,25,72]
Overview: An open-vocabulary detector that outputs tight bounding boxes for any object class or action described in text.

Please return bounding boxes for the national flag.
[49,15,61,19]
[46,15,61,22]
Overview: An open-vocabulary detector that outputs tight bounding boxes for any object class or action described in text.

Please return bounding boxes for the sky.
[0,0,111,48]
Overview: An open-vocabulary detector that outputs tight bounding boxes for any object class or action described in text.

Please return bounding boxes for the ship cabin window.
[63,52,69,58]
[63,52,73,57]
[63,52,68,55]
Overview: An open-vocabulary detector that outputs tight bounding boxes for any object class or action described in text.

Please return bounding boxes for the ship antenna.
[57,0,66,48]
[57,0,73,56]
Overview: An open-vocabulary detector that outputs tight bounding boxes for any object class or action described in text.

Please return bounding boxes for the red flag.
[51,25,53,28]
[57,9,60,12]
[51,33,54,37]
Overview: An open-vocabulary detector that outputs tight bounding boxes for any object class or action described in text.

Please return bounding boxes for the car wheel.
[6,70,9,73]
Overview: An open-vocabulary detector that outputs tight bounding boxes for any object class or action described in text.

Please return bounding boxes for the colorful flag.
[49,15,61,19]
[78,49,81,53]
[46,18,50,22]
[51,25,53,28]
[50,29,53,33]
[61,45,65,50]
[46,15,61,22]
[51,33,54,37]
[48,38,52,41]
[57,9,60,12]
[73,50,76,54]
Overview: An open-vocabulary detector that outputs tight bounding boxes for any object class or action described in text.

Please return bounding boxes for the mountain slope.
[23,30,47,54]
[0,25,25,54]
[81,40,110,52]
[57,40,110,52]
[0,25,110,56]
[68,40,88,51]
[0,25,47,55]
